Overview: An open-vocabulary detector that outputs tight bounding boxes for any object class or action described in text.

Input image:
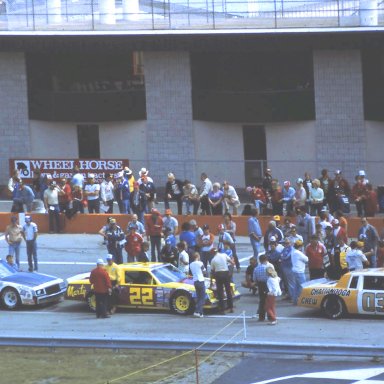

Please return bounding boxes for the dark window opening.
[77,125,100,159]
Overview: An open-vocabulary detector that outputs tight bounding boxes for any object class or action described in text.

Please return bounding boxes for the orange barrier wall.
[0,212,383,238]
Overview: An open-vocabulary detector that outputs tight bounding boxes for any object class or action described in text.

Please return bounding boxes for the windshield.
[0,260,17,278]
[151,264,187,284]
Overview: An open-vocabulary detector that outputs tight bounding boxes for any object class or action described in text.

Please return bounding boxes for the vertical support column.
[99,0,116,24]
[313,50,366,182]
[143,51,196,182]
[0,53,31,185]
[360,0,378,26]
[47,0,62,24]
[122,0,140,20]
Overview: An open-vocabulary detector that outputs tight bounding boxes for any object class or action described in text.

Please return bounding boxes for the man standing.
[253,254,274,321]
[291,240,308,305]
[305,235,326,280]
[165,173,184,215]
[199,173,213,215]
[358,217,379,267]
[130,182,146,224]
[5,216,23,268]
[104,219,125,264]
[210,248,234,315]
[163,209,179,235]
[295,206,314,246]
[43,180,63,233]
[104,254,120,314]
[190,252,207,318]
[248,208,262,260]
[22,216,38,272]
[89,259,112,319]
[84,174,101,214]
[18,181,35,212]
[100,173,115,214]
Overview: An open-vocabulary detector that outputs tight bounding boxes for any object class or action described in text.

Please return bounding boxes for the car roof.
[349,268,384,276]
[118,262,169,271]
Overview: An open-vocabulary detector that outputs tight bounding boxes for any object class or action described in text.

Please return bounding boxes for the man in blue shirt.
[248,208,262,260]
[253,254,274,321]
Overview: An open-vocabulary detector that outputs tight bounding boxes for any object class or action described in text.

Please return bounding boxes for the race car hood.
[0,272,58,287]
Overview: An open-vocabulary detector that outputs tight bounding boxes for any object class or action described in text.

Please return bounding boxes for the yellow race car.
[298,268,384,319]
[66,262,240,315]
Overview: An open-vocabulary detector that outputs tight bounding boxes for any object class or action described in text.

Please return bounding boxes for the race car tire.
[321,295,345,319]
[86,292,97,312]
[170,291,194,315]
[1,287,21,310]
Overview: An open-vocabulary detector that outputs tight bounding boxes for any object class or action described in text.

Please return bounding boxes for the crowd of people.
[244,209,384,324]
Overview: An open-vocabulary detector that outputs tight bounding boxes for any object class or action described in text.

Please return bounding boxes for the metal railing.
[1,336,384,359]
[0,0,384,31]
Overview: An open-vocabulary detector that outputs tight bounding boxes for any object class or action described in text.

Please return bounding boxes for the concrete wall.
[0,52,30,185]
[265,120,317,183]
[143,51,196,182]
[365,121,384,186]
[193,121,245,187]
[313,50,366,183]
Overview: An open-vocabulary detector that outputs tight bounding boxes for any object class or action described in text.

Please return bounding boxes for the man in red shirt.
[58,178,73,219]
[89,259,112,319]
[145,208,163,262]
[125,224,144,262]
[305,235,326,280]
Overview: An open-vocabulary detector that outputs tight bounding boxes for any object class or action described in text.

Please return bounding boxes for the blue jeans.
[118,199,131,214]
[194,280,206,315]
[250,237,261,260]
[185,198,199,215]
[48,204,60,233]
[26,240,38,271]
[282,266,295,299]
[293,272,307,305]
[8,241,21,267]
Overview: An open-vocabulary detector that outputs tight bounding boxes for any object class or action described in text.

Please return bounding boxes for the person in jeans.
[5,216,23,268]
[22,216,38,272]
[248,208,262,261]
[190,252,207,318]
[43,180,63,233]
[291,239,309,305]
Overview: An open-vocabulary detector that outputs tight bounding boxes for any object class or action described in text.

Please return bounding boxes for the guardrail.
[1,336,383,359]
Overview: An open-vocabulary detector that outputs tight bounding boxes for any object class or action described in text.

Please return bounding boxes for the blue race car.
[0,260,67,310]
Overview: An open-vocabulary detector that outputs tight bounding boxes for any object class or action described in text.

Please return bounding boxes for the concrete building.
[1,4,384,189]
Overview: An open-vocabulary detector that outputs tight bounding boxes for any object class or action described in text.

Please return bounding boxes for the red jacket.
[146,215,163,236]
[125,232,144,256]
[90,267,112,293]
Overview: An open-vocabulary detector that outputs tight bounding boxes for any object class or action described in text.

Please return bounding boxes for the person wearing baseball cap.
[22,215,39,272]
[163,209,179,235]
[89,258,112,318]
[104,254,120,314]
[291,239,308,305]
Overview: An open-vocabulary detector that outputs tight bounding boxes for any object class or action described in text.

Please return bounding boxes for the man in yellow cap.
[291,239,308,305]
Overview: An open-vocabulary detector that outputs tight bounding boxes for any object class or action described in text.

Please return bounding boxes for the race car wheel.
[86,292,96,312]
[1,287,21,310]
[170,291,194,315]
[322,295,345,319]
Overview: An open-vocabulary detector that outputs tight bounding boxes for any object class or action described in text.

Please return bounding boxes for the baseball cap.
[335,170,341,175]
[357,241,365,248]
[106,254,113,260]
[88,173,95,179]
[109,218,116,224]
[358,170,366,176]
[295,239,303,247]
[273,215,281,221]
[296,178,303,184]
[332,219,339,226]
[217,224,225,231]
[96,258,105,265]
[269,236,277,242]
[25,216,31,222]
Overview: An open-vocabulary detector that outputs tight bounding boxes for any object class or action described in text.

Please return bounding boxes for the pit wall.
[0,213,381,239]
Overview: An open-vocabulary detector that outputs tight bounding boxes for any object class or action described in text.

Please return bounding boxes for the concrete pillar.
[360,0,378,26]
[313,50,366,182]
[143,51,196,182]
[122,0,140,20]
[0,53,30,185]
[47,0,62,24]
[99,0,115,24]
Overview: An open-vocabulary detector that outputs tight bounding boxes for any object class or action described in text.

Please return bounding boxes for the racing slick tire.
[1,287,21,310]
[321,295,346,319]
[86,292,97,312]
[170,291,194,315]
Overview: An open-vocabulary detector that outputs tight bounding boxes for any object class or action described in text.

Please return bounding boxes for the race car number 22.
[129,287,154,306]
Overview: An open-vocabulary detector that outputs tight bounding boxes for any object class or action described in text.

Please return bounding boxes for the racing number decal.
[129,287,154,306]
[362,292,384,313]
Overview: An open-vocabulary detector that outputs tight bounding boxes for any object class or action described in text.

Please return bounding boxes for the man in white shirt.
[190,253,207,318]
[22,216,38,272]
[100,173,115,214]
[210,248,234,314]
[84,174,100,214]
[222,181,240,215]
[163,209,179,234]
[199,173,213,215]
[291,239,309,305]
[43,181,63,233]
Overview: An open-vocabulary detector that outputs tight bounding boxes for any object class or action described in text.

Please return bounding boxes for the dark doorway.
[77,124,100,158]
[243,125,267,187]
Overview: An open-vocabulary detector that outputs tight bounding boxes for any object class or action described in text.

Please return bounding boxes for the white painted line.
[19,261,95,266]
[0,235,4,241]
